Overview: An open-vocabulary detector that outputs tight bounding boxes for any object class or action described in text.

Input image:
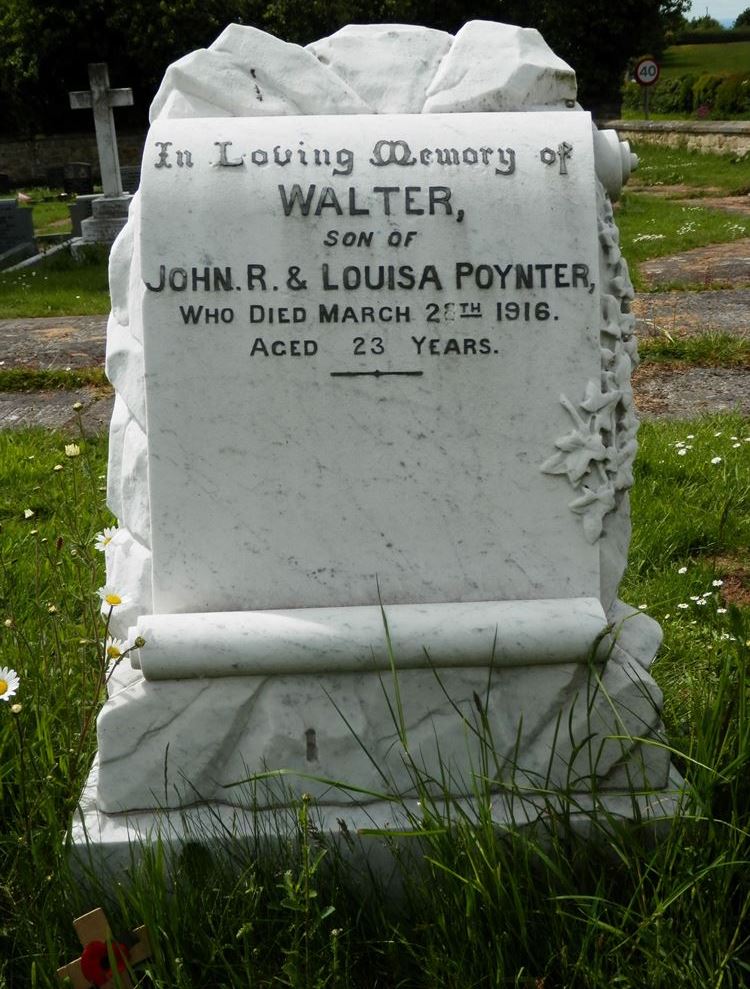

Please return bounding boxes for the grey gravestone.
[68,194,99,238]
[46,166,66,188]
[119,165,141,192]
[0,200,35,268]
[69,63,134,245]
[64,162,94,195]
[73,22,680,873]
[0,174,11,195]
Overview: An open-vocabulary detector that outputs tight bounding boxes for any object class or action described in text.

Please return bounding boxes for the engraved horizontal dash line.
[330,370,424,378]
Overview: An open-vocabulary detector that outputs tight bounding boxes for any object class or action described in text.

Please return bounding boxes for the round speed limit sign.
[635,58,660,86]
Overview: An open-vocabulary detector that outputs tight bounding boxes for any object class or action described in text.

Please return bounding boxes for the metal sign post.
[634,57,660,120]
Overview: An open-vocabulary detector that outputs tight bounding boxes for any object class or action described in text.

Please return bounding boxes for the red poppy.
[80,938,130,986]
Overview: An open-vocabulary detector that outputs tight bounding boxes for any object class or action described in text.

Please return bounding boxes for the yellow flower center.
[104,593,122,606]
[0,680,7,695]
[102,535,112,546]
[106,645,122,659]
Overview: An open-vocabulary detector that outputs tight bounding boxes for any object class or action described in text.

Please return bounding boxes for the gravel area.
[637,238,750,290]
[632,287,750,338]
[0,314,107,369]
[633,364,750,419]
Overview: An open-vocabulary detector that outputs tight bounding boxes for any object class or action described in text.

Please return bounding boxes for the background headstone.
[119,164,141,193]
[0,199,35,268]
[68,193,98,238]
[63,161,94,195]
[45,165,66,188]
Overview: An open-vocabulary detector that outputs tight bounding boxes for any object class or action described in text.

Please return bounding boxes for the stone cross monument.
[69,63,134,245]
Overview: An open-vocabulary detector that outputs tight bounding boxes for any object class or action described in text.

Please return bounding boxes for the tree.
[0,0,693,136]
[734,7,750,28]
[687,13,724,30]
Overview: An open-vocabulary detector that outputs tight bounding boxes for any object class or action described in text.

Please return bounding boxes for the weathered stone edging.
[606,119,750,155]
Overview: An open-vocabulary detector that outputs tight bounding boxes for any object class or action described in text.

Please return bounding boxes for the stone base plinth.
[71,755,686,882]
[78,194,133,246]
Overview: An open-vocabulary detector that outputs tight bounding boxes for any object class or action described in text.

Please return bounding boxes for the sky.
[697,1,748,23]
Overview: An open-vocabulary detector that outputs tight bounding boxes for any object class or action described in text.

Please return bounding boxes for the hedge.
[622,70,750,117]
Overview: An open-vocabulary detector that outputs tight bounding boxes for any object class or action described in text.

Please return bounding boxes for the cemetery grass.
[1,418,750,988]
[32,201,72,238]
[638,331,750,366]
[0,368,108,392]
[616,193,750,290]
[628,143,750,196]
[661,41,750,79]
[0,246,110,318]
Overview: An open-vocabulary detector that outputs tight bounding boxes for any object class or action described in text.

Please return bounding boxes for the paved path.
[0,314,107,369]
[633,288,750,339]
[635,237,750,291]
[634,364,750,419]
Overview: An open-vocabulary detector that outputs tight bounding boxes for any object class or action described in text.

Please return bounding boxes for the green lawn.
[0,419,748,987]
[661,40,750,78]
[629,142,750,196]
[1,144,750,986]
[31,200,72,237]
[0,246,110,317]
[616,192,749,289]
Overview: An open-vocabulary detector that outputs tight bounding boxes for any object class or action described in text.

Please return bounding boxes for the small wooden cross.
[69,63,133,198]
[57,908,151,989]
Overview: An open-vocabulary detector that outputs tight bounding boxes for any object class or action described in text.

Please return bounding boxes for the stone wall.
[606,120,750,156]
[0,131,146,186]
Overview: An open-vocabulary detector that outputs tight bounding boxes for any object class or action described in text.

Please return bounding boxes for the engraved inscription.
[145,117,590,371]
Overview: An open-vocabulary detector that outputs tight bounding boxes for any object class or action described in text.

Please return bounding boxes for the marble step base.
[71,756,686,883]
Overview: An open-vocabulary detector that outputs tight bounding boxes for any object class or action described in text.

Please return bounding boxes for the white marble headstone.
[140,112,601,616]
[73,23,679,866]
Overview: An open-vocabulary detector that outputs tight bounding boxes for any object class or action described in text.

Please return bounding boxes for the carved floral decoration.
[541,189,639,543]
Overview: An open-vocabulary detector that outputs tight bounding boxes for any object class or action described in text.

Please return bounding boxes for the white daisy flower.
[678,566,688,574]
[717,608,727,614]
[0,667,20,702]
[97,586,131,609]
[105,637,129,662]
[23,509,34,519]
[94,527,119,552]
[711,457,722,465]
[64,444,80,458]
[677,603,689,609]
[712,579,724,587]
